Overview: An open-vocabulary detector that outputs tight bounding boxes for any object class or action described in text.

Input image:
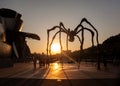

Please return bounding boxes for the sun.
[51,43,61,54]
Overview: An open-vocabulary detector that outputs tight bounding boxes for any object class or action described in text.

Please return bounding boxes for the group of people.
[32,52,50,69]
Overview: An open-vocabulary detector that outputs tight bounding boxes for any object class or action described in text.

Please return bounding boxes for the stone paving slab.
[46,62,120,79]
[0,62,120,79]
[0,62,120,86]
[0,62,50,79]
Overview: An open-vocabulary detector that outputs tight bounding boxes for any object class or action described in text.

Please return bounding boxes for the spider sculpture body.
[47,18,99,55]
[47,18,99,69]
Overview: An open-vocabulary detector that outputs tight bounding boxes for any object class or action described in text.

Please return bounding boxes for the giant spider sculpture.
[47,18,99,68]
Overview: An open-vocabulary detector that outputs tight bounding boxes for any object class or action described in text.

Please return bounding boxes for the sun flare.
[51,43,61,54]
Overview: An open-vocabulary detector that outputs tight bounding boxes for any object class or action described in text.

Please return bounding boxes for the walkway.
[0,62,120,86]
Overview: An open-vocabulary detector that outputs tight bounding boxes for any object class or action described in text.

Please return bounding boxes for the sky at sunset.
[0,0,120,54]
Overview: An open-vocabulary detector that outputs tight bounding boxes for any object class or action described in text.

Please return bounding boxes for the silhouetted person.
[102,50,107,68]
[32,53,37,69]
[97,44,101,70]
[38,56,42,68]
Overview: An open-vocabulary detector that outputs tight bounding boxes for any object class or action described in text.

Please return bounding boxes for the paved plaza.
[0,62,120,86]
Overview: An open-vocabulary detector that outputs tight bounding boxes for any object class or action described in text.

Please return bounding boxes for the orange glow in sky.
[1,0,120,54]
